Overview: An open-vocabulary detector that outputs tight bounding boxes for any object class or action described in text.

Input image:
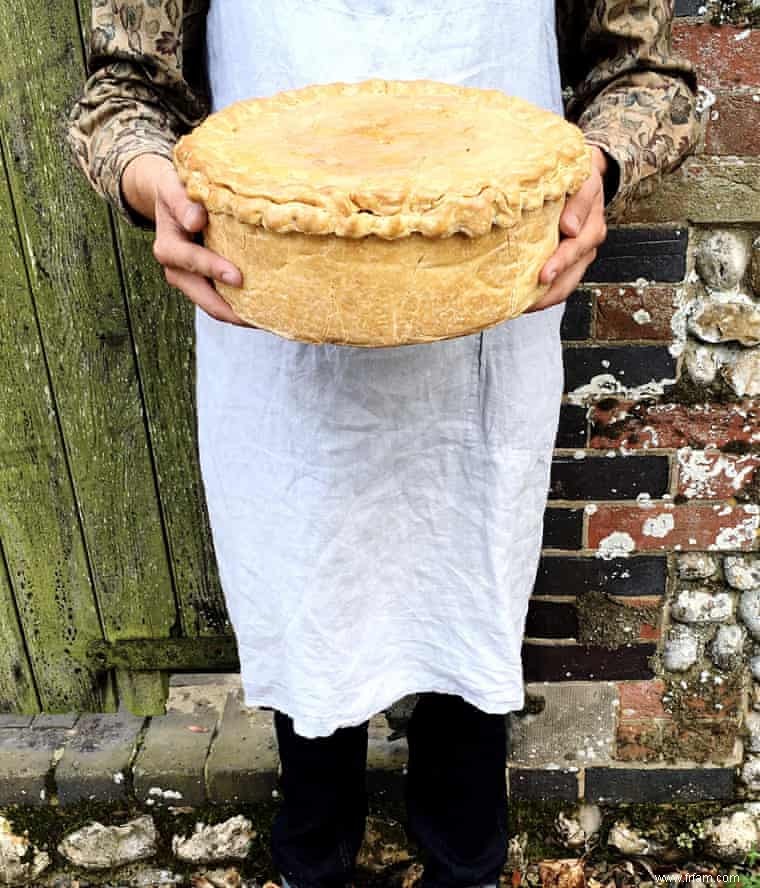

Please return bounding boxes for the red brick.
[587,503,758,552]
[595,285,677,341]
[705,90,760,155]
[639,620,660,642]
[615,721,662,762]
[618,679,669,719]
[676,682,742,719]
[659,719,737,764]
[590,399,760,450]
[676,448,760,499]
[673,23,760,89]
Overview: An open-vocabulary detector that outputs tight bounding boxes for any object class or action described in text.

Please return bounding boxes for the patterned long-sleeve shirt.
[66,0,700,230]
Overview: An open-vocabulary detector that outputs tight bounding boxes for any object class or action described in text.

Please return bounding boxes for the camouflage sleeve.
[558,0,700,219]
[65,0,210,230]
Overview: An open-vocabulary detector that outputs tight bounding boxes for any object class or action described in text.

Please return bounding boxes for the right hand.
[121,153,248,325]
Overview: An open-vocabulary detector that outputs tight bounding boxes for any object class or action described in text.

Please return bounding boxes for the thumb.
[161,173,207,233]
[560,174,600,238]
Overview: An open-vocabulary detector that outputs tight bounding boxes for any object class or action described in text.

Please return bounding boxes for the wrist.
[120,153,174,224]
[587,143,620,208]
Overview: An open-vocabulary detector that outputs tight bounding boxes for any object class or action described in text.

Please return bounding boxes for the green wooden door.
[0,0,236,714]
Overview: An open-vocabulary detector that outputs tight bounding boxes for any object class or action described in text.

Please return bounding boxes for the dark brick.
[584,767,735,803]
[674,0,704,14]
[525,600,577,639]
[554,404,587,448]
[522,642,656,681]
[534,555,667,597]
[563,345,677,392]
[560,289,593,341]
[549,455,669,500]
[585,227,688,283]
[542,508,583,549]
[508,768,578,801]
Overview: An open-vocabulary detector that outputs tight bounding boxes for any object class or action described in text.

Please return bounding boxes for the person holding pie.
[67,3,698,887]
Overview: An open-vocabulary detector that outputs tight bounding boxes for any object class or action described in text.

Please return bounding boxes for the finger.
[164,266,250,326]
[540,210,606,285]
[560,172,603,238]
[526,247,597,314]
[158,171,209,233]
[154,231,243,286]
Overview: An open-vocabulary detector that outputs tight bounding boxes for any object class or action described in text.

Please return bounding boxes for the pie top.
[173,79,592,240]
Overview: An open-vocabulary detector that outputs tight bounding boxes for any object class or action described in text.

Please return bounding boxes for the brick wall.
[513,0,760,807]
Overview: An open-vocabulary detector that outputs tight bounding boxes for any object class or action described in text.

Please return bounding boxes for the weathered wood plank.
[0,140,107,712]
[115,227,229,638]
[0,540,38,713]
[71,0,229,645]
[0,0,178,713]
[85,636,239,672]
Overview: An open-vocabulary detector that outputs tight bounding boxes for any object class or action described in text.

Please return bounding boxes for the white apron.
[199,0,566,738]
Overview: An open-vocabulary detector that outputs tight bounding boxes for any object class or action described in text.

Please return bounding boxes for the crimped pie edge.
[173,78,594,240]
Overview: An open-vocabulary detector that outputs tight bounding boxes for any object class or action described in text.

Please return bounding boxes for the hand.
[525,145,609,314]
[121,153,248,325]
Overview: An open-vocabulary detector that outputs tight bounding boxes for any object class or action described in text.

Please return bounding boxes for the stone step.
[0,676,738,809]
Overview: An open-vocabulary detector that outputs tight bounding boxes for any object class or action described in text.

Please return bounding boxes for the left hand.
[524,145,609,314]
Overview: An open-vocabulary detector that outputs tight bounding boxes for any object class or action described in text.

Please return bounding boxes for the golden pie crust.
[173,79,592,346]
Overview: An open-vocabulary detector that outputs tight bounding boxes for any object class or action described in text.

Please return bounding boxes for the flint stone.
[722,350,760,397]
[171,815,255,863]
[677,553,719,580]
[739,589,760,640]
[663,624,700,671]
[695,231,750,291]
[701,810,760,863]
[670,588,733,624]
[688,297,760,346]
[57,815,157,870]
[0,815,51,885]
[740,756,760,793]
[710,624,747,671]
[725,556,760,592]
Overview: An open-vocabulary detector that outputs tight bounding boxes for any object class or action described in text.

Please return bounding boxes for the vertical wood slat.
[0,540,39,713]
[70,0,232,637]
[0,2,178,713]
[115,227,229,639]
[73,0,230,640]
[0,140,106,712]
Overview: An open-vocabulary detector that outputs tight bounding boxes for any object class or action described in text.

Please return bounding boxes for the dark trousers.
[270,691,510,888]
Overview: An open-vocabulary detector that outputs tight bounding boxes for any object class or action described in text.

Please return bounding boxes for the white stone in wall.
[57,815,157,870]
[751,655,760,683]
[739,589,760,641]
[723,349,760,397]
[725,555,760,591]
[670,588,734,624]
[701,810,760,863]
[0,815,51,885]
[607,822,665,857]
[677,552,719,580]
[554,804,602,850]
[171,815,255,864]
[688,294,760,346]
[695,230,750,292]
[710,623,747,671]
[684,341,721,385]
[750,235,760,296]
[742,756,760,794]
[745,712,760,754]
[663,624,700,671]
